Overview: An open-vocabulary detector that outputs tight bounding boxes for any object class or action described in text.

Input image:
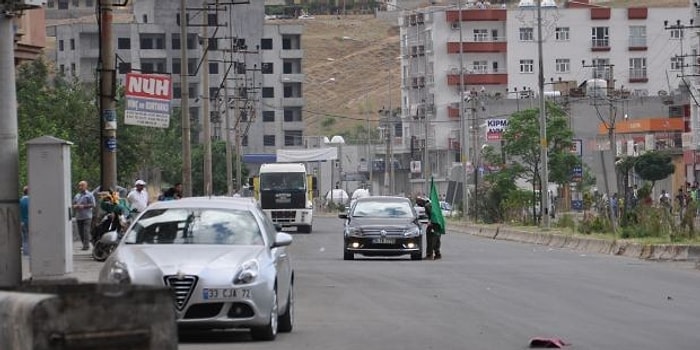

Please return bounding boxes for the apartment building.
[396,1,693,195]
[46,0,305,156]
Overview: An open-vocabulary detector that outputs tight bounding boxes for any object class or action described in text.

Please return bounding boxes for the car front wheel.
[250,289,278,341]
[278,281,294,333]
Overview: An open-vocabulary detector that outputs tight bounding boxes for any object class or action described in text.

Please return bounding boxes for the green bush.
[556,213,575,231]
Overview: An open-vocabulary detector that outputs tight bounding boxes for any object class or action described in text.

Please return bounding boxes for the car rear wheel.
[250,290,278,341]
[278,281,294,333]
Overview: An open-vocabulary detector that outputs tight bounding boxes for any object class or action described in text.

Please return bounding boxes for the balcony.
[628,37,647,51]
[628,68,648,83]
[628,7,647,20]
[279,49,304,59]
[447,41,506,53]
[282,97,304,107]
[591,39,610,52]
[445,8,506,22]
[281,73,304,83]
[590,8,611,20]
[447,71,508,86]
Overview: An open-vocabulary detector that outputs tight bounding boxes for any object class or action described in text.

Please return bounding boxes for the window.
[140,34,166,50]
[70,39,75,50]
[629,57,647,80]
[519,27,534,41]
[473,29,488,42]
[262,111,275,122]
[70,63,76,72]
[176,13,190,26]
[670,28,683,39]
[171,34,180,50]
[187,34,197,50]
[85,0,93,6]
[171,59,181,74]
[58,0,68,9]
[47,1,54,8]
[520,59,534,73]
[207,13,217,26]
[188,83,197,98]
[592,26,609,48]
[283,61,293,74]
[472,61,488,73]
[262,87,274,98]
[143,15,148,23]
[671,56,684,70]
[209,62,219,74]
[59,40,64,51]
[284,131,303,146]
[117,37,131,50]
[555,58,570,73]
[59,64,65,73]
[263,135,276,147]
[492,29,499,41]
[284,108,302,122]
[261,62,273,74]
[492,61,499,73]
[173,83,181,99]
[209,87,219,100]
[629,25,646,47]
[261,38,273,50]
[208,38,218,51]
[555,27,569,41]
[241,135,248,147]
[71,0,78,7]
[592,58,610,79]
[141,60,167,74]
[282,38,291,50]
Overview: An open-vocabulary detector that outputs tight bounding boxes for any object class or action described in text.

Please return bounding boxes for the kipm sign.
[485,118,508,141]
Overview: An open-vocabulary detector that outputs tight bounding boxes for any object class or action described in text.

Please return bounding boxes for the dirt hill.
[301,0,688,137]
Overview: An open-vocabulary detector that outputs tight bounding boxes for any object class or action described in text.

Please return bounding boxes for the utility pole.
[202,0,213,196]
[234,65,243,195]
[457,1,469,221]
[100,0,117,191]
[0,7,20,287]
[536,0,550,229]
[583,60,617,232]
[224,77,233,195]
[180,0,192,197]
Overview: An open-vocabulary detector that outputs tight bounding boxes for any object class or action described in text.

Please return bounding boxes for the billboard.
[124,73,172,128]
[485,118,508,141]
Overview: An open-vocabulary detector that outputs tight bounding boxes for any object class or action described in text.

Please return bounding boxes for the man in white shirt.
[127,179,150,213]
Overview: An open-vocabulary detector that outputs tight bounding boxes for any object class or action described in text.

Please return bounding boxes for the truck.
[252,163,316,233]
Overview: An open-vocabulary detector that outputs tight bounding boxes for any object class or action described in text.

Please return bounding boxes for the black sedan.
[339,196,426,261]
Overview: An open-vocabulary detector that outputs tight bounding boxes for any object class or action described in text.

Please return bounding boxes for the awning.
[242,153,277,164]
[277,147,337,162]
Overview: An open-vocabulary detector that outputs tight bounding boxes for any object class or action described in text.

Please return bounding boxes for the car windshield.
[123,208,264,245]
[352,200,413,218]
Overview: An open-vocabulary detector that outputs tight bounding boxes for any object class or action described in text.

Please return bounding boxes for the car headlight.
[306,200,313,209]
[106,261,131,284]
[404,226,421,237]
[345,226,362,236]
[233,260,259,285]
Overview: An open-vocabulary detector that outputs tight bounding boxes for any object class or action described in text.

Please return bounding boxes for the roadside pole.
[180,0,192,197]
[0,12,21,287]
[100,0,117,191]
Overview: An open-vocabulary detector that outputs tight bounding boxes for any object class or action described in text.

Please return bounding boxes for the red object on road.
[529,337,569,348]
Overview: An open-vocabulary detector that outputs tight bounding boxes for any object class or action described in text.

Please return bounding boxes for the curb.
[451,222,700,263]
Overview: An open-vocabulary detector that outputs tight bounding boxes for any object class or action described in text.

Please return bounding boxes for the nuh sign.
[125,73,172,100]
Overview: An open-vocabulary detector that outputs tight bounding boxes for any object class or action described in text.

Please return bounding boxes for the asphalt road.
[174,216,700,350]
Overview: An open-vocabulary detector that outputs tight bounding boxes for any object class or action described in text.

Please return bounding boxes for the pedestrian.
[73,180,96,250]
[659,189,671,213]
[423,177,447,260]
[173,182,183,199]
[19,186,29,256]
[127,179,150,213]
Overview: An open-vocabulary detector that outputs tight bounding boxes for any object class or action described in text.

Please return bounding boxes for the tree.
[17,59,100,188]
[501,102,576,222]
[634,151,675,190]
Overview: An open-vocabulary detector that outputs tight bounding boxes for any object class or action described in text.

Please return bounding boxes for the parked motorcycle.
[91,212,129,262]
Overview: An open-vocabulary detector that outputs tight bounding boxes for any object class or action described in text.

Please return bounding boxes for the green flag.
[429,177,446,235]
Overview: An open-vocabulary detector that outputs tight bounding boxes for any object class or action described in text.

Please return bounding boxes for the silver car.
[98,197,294,341]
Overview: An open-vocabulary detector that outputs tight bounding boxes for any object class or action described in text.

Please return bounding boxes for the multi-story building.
[14,7,47,65]
[46,0,304,161]
[396,1,693,196]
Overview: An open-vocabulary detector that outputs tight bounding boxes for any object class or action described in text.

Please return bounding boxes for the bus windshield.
[260,172,306,191]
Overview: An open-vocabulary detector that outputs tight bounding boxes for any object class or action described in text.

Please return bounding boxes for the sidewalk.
[21,243,103,283]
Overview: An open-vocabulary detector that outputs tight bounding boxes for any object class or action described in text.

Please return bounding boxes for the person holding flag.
[425,177,446,260]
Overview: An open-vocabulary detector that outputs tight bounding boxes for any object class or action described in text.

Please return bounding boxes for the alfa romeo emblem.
[380,230,387,237]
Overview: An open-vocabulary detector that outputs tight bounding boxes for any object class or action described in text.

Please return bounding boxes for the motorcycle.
[91,211,129,262]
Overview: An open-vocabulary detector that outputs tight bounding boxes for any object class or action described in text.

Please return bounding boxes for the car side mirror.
[272,232,293,248]
[274,223,283,232]
[338,212,348,219]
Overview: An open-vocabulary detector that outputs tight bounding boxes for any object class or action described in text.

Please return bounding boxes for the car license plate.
[372,237,395,244]
[202,288,251,300]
